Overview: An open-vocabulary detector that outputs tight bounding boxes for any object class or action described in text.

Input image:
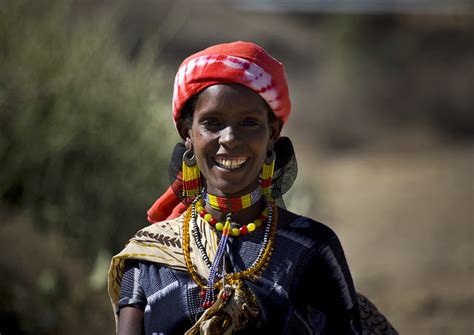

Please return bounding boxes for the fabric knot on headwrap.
[147,41,295,223]
[172,41,291,124]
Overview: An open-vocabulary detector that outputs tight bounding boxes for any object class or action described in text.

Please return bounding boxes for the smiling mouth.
[215,157,248,170]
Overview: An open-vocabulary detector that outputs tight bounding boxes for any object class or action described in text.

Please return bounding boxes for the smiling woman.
[183,84,280,197]
[107,41,397,334]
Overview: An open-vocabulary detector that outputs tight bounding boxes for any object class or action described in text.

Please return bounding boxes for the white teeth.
[216,158,247,170]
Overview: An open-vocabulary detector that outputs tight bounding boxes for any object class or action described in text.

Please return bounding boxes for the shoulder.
[276,206,341,252]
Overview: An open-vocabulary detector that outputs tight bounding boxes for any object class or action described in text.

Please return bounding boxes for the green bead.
[204,213,213,222]
[215,222,224,231]
[254,219,262,228]
[247,223,256,232]
[231,228,240,236]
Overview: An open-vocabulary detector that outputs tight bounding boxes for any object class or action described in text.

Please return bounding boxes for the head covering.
[172,41,291,124]
[147,41,294,223]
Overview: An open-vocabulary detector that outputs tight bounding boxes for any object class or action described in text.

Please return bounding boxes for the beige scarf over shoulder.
[108,216,187,315]
[108,213,217,314]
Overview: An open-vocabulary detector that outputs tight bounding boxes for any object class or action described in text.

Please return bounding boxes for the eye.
[201,117,221,128]
[241,118,259,127]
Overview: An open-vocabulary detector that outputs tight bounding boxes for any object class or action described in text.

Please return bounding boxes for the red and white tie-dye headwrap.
[147,41,292,223]
[172,41,291,124]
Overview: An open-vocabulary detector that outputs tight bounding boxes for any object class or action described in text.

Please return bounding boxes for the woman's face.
[186,84,280,197]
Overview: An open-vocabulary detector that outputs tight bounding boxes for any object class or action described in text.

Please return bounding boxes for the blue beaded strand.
[203,212,231,307]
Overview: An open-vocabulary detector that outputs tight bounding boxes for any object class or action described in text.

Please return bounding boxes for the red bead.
[202,300,214,309]
[259,215,267,222]
[209,217,217,225]
[200,290,206,299]
[222,292,229,301]
[239,225,248,235]
[199,210,207,218]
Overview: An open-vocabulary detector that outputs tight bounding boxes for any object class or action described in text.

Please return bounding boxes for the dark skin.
[117,83,299,333]
[117,307,144,335]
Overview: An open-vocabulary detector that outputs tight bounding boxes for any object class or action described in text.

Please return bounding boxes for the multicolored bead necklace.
[198,187,266,236]
[190,195,272,276]
[196,200,269,237]
[183,194,277,310]
[201,187,262,212]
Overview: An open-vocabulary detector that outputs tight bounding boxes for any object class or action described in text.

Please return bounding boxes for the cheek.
[254,149,267,170]
[194,148,209,177]
[192,132,216,166]
[252,130,271,153]
[250,139,270,169]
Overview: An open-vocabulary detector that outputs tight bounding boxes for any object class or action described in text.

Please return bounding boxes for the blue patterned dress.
[117,210,367,334]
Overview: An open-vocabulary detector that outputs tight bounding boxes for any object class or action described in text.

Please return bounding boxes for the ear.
[268,118,283,150]
[176,118,192,142]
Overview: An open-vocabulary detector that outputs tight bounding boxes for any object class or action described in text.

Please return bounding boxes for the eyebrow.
[197,108,266,118]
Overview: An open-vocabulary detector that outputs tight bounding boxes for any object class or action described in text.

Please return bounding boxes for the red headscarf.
[147,41,291,223]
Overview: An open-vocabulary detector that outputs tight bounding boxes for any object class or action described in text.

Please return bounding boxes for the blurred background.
[0,0,472,333]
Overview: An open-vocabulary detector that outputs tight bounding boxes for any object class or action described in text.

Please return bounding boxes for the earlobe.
[185,137,193,151]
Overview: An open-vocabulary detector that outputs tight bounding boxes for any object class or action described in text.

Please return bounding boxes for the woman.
[108,41,397,334]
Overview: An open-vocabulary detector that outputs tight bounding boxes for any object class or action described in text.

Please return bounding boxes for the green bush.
[0,0,178,258]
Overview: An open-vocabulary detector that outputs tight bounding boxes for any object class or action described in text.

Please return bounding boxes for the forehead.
[194,84,270,117]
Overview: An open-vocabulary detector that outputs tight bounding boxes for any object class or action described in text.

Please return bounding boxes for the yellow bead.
[215,222,224,231]
[204,213,213,222]
[254,219,262,228]
[196,206,205,213]
[247,223,256,232]
[231,228,240,236]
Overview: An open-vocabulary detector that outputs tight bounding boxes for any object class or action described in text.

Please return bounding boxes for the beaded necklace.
[190,195,272,275]
[196,198,269,236]
[182,198,277,309]
[201,187,262,212]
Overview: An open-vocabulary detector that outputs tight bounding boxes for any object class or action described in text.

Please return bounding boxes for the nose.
[219,125,242,149]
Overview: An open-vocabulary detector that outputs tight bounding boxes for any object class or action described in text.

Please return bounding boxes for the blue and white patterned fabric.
[119,214,364,334]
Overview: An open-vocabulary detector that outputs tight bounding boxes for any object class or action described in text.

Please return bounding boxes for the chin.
[211,183,247,197]
[206,178,259,197]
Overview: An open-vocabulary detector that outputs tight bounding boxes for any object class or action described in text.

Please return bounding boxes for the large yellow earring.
[182,149,201,202]
[261,150,275,199]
